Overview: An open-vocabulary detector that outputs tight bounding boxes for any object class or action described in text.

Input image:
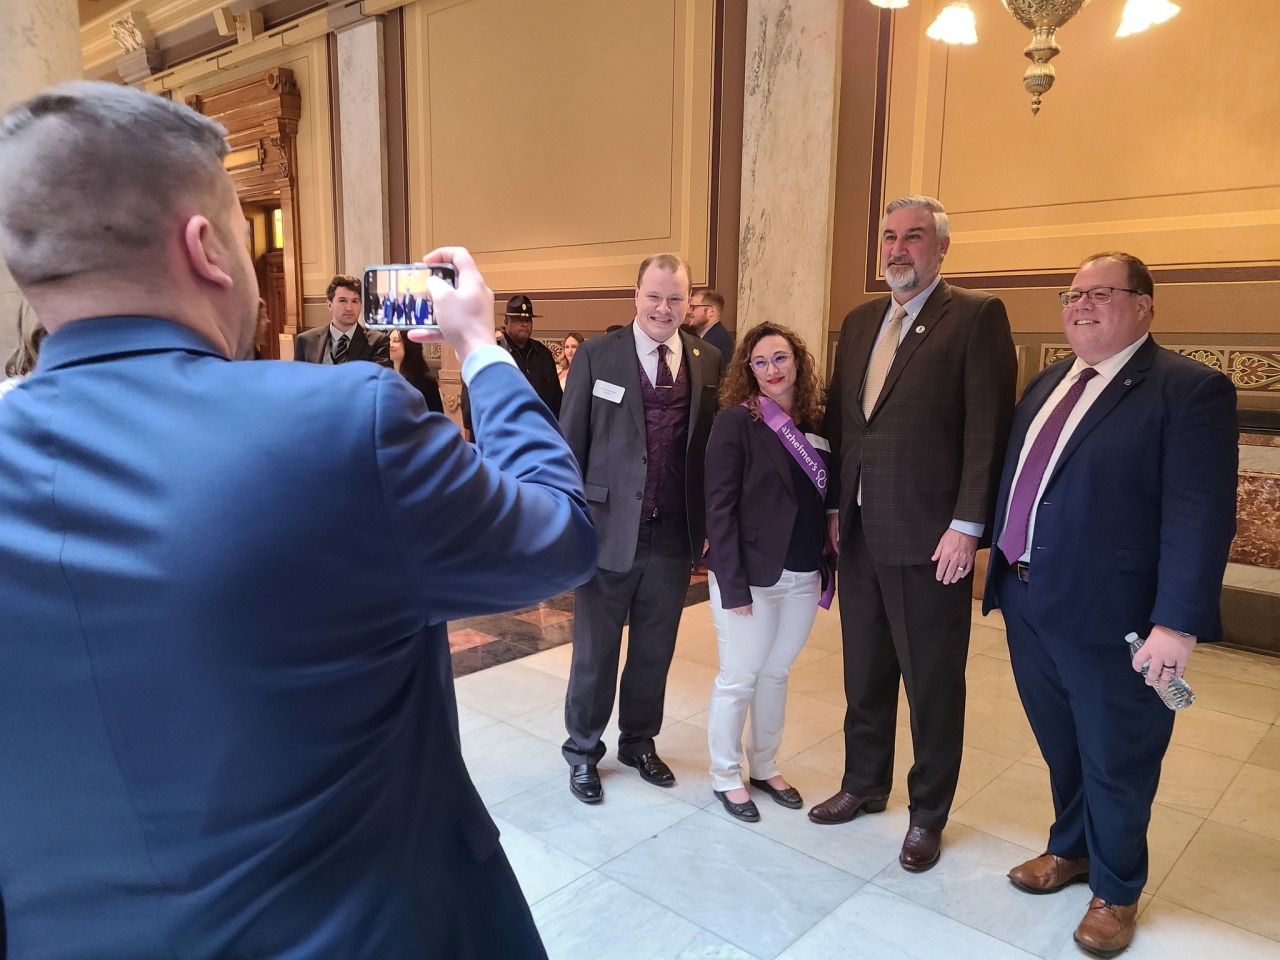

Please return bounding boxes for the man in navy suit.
[0,81,595,960]
[983,252,1237,957]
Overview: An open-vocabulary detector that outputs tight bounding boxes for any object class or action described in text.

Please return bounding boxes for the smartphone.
[362,263,458,330]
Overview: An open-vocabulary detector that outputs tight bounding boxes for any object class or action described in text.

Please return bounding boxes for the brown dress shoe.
[899,825,942,872]
[807,791,889,825]
[1008,852,1090,893]
[1074,896,1138,957]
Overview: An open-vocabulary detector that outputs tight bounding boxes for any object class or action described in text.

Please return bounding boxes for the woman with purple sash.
[704,323,831,822]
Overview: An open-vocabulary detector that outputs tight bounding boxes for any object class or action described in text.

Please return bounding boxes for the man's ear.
[182,215,235,289]
[939,235,952,259]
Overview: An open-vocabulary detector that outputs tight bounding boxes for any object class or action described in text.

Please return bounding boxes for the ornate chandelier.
[868,0,1181,115]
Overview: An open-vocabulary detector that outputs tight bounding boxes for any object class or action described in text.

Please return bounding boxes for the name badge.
[593,380,625,404]
[806,433,831,453]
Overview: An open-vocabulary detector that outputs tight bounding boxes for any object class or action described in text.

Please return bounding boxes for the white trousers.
[706,569,820,791]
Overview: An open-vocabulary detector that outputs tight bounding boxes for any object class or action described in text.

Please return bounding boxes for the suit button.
[635,492,642,499]
[864,427,872,436]
[641,456,647,464]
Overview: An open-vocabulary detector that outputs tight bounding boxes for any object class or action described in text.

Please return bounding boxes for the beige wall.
[400,0,719,335]
[831,0,1280,388]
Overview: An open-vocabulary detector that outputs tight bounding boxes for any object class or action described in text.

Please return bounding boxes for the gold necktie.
[861,305,907,419]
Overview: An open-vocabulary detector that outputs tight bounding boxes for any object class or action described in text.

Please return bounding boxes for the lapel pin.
[1124,378,1133,386]
[693,348,700,356]
[915,325,925,334]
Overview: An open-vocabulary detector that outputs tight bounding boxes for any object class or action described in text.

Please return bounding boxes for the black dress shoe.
[618,752,675,787]
[714,790,760,823]
[569,764,602,804]
[749,777,804,809]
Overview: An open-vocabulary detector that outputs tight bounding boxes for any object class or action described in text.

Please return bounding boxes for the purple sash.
[746,397,836,609]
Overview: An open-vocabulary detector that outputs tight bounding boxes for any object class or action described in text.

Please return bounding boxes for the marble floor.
[453,597,1280,960]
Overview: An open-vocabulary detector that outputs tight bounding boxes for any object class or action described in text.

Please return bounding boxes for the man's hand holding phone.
[407,247,495,366]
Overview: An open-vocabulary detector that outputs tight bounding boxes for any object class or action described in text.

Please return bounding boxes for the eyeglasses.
[1058,286,1142,307]
[749,352,793,373]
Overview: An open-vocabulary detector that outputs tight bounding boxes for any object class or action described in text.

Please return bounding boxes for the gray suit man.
[559,253,721,803]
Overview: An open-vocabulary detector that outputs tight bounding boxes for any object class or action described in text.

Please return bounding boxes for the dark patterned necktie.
[656,343,674,389]
[333,334,350,364]
[999,366,1099,563]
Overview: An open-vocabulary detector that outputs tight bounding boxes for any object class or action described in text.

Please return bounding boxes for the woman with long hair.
[1,303,45,397]
[387,328,444,413]
[558,332,583,389]
[703,322,830,822]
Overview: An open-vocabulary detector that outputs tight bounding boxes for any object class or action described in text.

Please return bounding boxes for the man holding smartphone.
[0,81,595,960]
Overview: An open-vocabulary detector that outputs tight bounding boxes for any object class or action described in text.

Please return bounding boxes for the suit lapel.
[680,330,709,435]
[1045,337,1158,486]
[615,324,646,439]
[869,281,950,420]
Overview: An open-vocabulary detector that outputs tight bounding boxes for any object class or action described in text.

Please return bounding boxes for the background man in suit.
[0,81,596,959]
[811,196,1017,873]
[690,287,735,377]
[294,274,390,366]
[983,253,1237,957]
[559,253,721,803]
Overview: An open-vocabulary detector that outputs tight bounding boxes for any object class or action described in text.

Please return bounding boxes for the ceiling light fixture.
[869,0,1181,114]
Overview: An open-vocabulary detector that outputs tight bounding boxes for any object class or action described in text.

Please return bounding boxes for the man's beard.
[883,256,940,294]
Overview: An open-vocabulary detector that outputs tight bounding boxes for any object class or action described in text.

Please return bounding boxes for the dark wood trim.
[327,32,344,277]
[863,10,893,291]
[707,0,724,287]
[384,8,411,264]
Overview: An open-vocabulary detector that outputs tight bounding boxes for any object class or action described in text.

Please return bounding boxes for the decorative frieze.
[1041,345,1280,393]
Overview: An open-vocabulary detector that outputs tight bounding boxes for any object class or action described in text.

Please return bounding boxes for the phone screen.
[362,263,457,329]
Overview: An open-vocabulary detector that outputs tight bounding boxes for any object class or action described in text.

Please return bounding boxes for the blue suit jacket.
[0,316,596,958]
[982,337,1237,644]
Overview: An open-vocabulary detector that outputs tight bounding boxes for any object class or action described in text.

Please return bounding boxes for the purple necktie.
[999,367,1099,564]
[656,343,674,388]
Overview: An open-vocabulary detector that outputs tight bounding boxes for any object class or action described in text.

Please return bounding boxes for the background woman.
[704,322,828,822]
[388,328,444,413]
[1,302,45,397]
[558,332,583,389]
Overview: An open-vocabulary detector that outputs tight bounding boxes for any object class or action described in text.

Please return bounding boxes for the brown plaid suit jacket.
[824,280,1017,565]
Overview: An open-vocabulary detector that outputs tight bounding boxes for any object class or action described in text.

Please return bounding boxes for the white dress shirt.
[1003,333,1150,563]
[632,320,683,386]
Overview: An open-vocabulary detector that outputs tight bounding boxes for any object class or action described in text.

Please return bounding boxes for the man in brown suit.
[810,196,1017,872]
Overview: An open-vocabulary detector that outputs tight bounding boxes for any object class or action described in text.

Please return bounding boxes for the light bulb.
[1116,0,1180,37]
[868,0,910,8]
[926,1,978,45]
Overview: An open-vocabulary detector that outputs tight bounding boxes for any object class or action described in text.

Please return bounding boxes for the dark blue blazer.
[0,316,596,958]
[982,337,1237,644]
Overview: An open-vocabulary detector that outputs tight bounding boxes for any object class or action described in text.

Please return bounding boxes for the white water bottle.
[1125,632,1196,711]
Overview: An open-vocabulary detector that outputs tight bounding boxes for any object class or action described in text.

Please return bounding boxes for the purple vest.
[638,353,690,521]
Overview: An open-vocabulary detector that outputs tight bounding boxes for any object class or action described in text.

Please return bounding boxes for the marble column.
[0,0,82,364]
[335,17,391,274]
[737,0,841,370]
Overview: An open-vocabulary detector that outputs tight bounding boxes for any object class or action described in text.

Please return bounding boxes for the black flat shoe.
[569,763,603,804]
[749,777,804,809]
[618,751,676,787]
[713,789,760,823]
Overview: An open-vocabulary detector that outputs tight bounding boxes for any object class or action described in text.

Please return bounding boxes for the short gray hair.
[0,81,231,287]
[881,195,950,242]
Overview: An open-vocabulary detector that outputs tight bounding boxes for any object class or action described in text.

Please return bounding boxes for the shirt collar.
[36,315,225,373]
[891,274,943,320]
[330,323,357,342]
[632,319,681,357]
[1069,333,1149,383]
